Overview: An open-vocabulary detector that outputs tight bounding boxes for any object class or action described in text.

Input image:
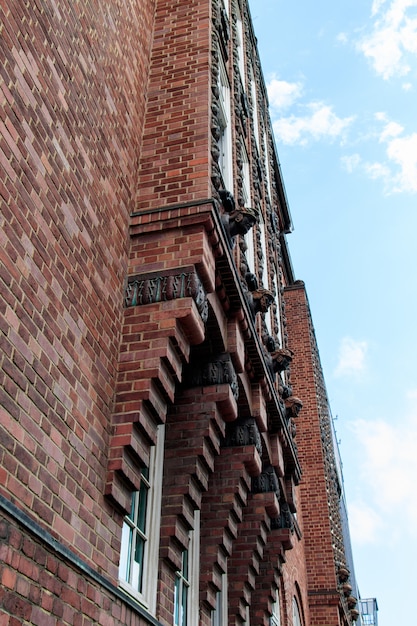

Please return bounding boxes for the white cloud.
[379,120,404,141]
[342,115,417,194]
[363,160,392,181]
[349,391,417,539]
[371,0,389,16]
[272,103,354,146]
[267,76,303,110]
[386,132,417,192]
[334,337,368,378]
[357,0,417,79]
[336,32,348,44]
[341,153,362,173]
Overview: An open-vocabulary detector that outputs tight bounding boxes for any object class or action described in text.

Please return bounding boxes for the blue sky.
[248,1,417,624]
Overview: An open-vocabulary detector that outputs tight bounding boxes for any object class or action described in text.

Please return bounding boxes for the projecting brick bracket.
[105,295,207,514]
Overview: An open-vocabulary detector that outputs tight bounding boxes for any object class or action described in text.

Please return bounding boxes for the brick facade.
[1,1,360,625]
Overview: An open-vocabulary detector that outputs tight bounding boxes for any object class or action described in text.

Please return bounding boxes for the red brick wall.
[285,282,343,626]
[135,0,212,211]
[282,515,311,626]
[1,0,155,577]
[0,511,156,626]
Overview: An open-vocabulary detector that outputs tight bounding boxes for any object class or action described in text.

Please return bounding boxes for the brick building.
[1,1,363,625]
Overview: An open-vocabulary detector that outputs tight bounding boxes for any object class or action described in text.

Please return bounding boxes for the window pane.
[134,534,145,592]
[182,549,189,580]
[119,522,132,581]
[128,491,136,521]
[181,582,188,626]
[174,574,181,626]
[119,466,150,594]
[137,480,149,533]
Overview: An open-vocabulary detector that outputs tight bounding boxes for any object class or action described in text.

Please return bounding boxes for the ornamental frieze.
[125,270,208,323]
[223,416,262,454]
[183,352,239,400]
[252,465,280,496]
[271,502,294,531]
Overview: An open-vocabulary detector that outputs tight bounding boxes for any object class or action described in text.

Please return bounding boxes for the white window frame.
[211,572,228,626]
[258,213,268,288]
[217,51,233,191]
[220,0,229,17]
[241,141,251,208]
[236,7,246,89]
[273,272,283,347]
[270,588,281,626]
[243,139,255,279]
[174,549,190,626]
[292,598,303,626]
[119,424,165,613]
[174,511,200,626]
[250,68,259,149]
[263,130,271,198]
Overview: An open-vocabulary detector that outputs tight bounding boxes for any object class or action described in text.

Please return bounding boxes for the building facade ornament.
[271,502,295,531]
[251,465,280,496]
[223,416,262,455]
[125,270,209,323]
[183,352,239,400]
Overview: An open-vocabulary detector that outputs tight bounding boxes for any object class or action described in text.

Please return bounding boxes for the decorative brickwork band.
[125,269,209,323]
[183,352,239,400]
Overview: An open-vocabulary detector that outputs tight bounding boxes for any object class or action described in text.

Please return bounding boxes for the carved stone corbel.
[284,396,303,419]
[183,352,239,400]
[246,287,274,319]
[271,502,294,531]
[251,465,280,496]
[223,416,262,455]
[269,348,293,374]
[222,206,258,247]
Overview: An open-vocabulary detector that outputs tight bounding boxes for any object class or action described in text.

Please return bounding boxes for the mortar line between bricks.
[0,493,164,626]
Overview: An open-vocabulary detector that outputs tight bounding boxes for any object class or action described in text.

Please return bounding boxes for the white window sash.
[118,424,165,613]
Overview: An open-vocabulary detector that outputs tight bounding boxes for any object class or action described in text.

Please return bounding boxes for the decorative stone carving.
[219,189,236,213]
[246,287,274,319]
[284,396,303,419]
[223,416,262,455]
[350,609,360,621]
[183,352,239,400]
[245,271,258,292]
[281,384,292,399]
[338,565,350,582]
[342,582,352,597]
[269,348,293,374]
[221,206,258,247]
[347,596,358,610]
[125,270,209,323]
[251,465,280,496]
[263,337,292,383]
[218,6,230,59]
[271,502,294,531]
